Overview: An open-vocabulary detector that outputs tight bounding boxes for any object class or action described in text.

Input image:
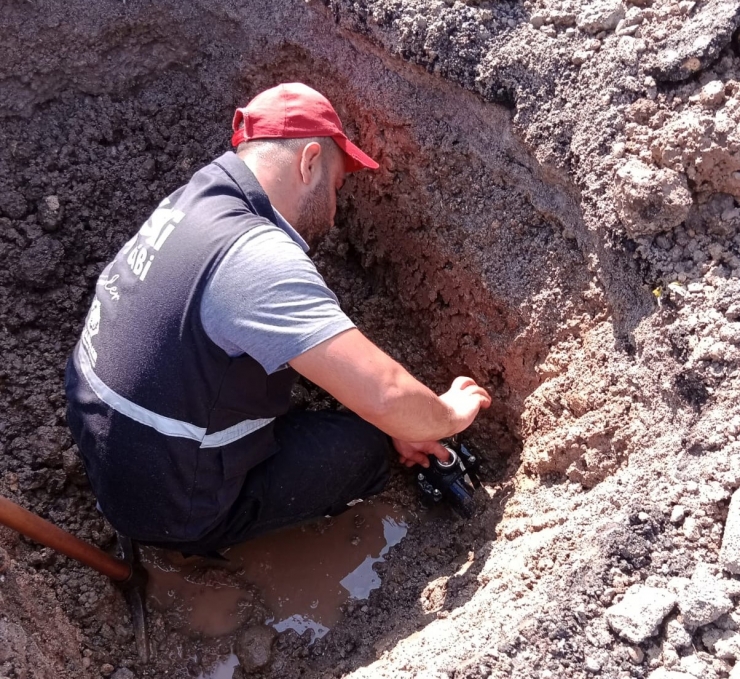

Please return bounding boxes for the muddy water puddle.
[142,501,408,657]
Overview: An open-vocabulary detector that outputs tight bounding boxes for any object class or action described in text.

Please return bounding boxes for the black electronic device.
[415,442,482,519]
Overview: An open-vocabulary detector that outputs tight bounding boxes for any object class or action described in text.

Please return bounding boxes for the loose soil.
[1,0,740,678]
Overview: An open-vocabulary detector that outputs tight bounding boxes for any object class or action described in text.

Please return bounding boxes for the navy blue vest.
[65,152,297,542]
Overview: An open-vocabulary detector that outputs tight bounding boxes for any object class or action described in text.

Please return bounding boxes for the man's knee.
[341,412,391,495]
[274,408,391,497]
[337,409,389,453]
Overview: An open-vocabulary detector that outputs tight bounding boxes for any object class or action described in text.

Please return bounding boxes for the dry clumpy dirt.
[1,0,740,677]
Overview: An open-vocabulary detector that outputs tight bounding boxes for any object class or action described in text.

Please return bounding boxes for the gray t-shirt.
[200,210,355,375]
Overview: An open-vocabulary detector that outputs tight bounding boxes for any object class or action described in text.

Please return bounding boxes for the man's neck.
[239,152,300,226]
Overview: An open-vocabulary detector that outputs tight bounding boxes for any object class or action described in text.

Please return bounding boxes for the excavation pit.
[0,2,637,677]
[3,1,740,678]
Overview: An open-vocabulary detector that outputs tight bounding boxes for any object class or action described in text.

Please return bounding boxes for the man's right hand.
[392,438,451,468]
[440,376,492,433]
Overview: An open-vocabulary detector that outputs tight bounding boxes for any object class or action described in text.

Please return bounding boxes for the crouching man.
[65,83,490,555]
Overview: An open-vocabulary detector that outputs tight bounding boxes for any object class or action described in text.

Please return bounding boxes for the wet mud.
[143,502,408,643]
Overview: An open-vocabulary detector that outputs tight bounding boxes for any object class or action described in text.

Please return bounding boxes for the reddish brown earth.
[1,0,740,678]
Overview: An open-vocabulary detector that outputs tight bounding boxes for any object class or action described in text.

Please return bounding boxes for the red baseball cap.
[231,83,379,173]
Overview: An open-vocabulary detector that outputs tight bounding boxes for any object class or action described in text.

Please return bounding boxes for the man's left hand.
[392,438,451,468]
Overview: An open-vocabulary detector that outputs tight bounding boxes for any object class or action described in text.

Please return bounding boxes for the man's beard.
[295,171,332,249]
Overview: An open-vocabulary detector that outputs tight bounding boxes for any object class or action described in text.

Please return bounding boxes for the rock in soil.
[613,158,693,237]
[676,565,734,628]
[110,669,135,679]
[605,585,677,644]
[646,670,694,679]
[721,489,740,574]
[235,625,276,672]
[703,628,740,660]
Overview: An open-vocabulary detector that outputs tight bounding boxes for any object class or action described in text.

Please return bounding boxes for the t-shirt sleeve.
[200,223,355,374]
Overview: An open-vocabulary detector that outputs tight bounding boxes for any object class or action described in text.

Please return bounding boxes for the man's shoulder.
[225,221,308,261]
[209,222,315,292]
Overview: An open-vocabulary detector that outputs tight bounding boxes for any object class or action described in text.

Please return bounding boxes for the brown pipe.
[0,495,131,582]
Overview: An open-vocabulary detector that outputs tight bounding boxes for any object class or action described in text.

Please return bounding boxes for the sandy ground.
[1,0,740,677]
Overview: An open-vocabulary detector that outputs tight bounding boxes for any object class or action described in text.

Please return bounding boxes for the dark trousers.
[146,410,392,555]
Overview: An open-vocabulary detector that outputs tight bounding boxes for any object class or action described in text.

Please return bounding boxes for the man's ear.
[299,142,323,187]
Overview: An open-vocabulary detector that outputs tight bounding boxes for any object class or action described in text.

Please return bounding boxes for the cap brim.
[333,134,379,172]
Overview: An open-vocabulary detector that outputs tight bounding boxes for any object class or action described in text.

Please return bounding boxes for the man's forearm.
[366,365,457,441]
[289,328,486,441]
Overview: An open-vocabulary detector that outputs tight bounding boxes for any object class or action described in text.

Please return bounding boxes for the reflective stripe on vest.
[76,345,274,448]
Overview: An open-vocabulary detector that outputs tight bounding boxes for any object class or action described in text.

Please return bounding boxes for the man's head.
[232,83,378,247]
[238,135,345,247]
